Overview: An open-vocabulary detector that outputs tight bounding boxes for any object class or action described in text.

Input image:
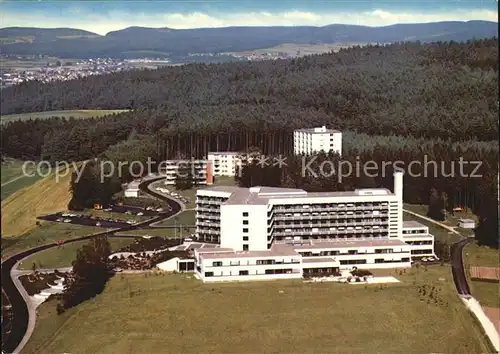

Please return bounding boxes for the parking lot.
[39,212,135,229]
[170,242,219,251]
[108,205,163,217]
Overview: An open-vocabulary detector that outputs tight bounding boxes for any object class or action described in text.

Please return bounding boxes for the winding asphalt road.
[450,237,474,296]
[1,177,181,353]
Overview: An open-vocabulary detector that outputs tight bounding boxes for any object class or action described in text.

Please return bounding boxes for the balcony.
[196,206,220,213]
[272,227,389,237]
[197,214,220,221]
[273,213,389,221]
[274,220,388,228]
[197,229,220,235]
[274,205,388,213]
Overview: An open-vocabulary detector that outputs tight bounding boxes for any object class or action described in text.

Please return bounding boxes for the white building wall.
[293,127,342,156]
[207,153,242,177]
[124,189,139,198]
[220,203,268,251]
[195,252,303,282]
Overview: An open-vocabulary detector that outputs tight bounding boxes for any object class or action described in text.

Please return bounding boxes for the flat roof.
[294,126,341,134]
[207,151,241,156]
[403,221,428,229]
[198,185,394,206]
[459,219,475,223]
[290,238,408,250]
[198,238,409,260]
[302,257,338,263]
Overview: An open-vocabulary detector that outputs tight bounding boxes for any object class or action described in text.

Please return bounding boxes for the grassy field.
[227,42,367,58]
[153,210,195,227]
[404,203,477,235]
[17,238,135,270]
[118,227,195,238]
[403,209,463,244]
[463,241,500,308]
[1,165,75,237]
[1,159,29,184]
[1,159,47,200]
[1,109,129,124]
[82,209,150,223]
[1,221,102,261]
[23,265,491,354]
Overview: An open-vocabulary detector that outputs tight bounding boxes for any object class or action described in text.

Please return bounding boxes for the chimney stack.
[394,171,403,200]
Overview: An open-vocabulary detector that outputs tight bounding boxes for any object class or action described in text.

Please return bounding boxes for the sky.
[0,0,498,35]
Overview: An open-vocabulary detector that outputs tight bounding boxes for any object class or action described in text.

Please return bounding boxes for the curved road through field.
[1,177,181,354]
[402,209,473,296]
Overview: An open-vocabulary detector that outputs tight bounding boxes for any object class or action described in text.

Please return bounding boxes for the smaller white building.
[458,219,476,229]
[294,126,342,156]
[160,159,214,186]
[402,221,435,260]
[207,152,243,177]
[124,180,141,198]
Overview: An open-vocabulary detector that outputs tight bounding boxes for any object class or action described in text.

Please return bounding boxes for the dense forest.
[1,38,498,246]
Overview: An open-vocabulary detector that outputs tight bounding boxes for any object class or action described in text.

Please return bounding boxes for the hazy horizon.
[0,0,497,35]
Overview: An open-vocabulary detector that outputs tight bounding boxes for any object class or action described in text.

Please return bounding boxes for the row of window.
[204,269,296,277]
[211,259,300,267]
[298,248,402,257]
[405,240,433,245]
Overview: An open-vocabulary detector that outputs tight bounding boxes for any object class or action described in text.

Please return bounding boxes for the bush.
[351,269,372,277]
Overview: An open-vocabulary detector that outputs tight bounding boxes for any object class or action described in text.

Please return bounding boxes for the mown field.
[1,165,75,237]
[117,227,194,238]
[17,237,135,270]
[1,109,129,124]
[1,222,103,261]
[464,242,500,308]
[0,159,46,200]
[23,266,491,354]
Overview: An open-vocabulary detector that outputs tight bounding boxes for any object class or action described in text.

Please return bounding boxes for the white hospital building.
[294,126,342,156]
[207,152,243,177]
[193,172,435,282]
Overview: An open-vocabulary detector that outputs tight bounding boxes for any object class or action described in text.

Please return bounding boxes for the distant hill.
[0,27,100,45]
[0,21,497,58]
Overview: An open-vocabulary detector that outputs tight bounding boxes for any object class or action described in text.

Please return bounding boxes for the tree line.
[1,38,498,163]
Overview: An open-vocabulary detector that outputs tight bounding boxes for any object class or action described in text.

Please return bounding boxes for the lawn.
[117,227,195,239]
[404,203,478,230]
[17,238,135,270]
[82,209,150,223]
[1,221,102,261]
[1,164,77,237]
[1,159,46,200]
[1,109,130,124]
[23,265,491,354]
[403,210,463,244]
[463,241,499,308]
[1,159,29,184]
[152,210,195,227]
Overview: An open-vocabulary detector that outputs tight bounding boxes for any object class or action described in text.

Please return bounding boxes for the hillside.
[1,165,75,237]
[0,27,100,44]
[0,21,497,58]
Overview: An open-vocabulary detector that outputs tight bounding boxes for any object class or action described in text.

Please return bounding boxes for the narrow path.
[1,174,27,187]
[402,209,461,234]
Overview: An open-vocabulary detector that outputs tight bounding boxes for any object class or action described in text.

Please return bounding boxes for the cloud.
[2,9,497,35]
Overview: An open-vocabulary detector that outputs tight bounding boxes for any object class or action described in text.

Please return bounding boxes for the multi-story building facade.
[293,126,342,156]
[207,152,243,177]
[401,221,435,260]
[160,159,213,186]
[194,172,436,282]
